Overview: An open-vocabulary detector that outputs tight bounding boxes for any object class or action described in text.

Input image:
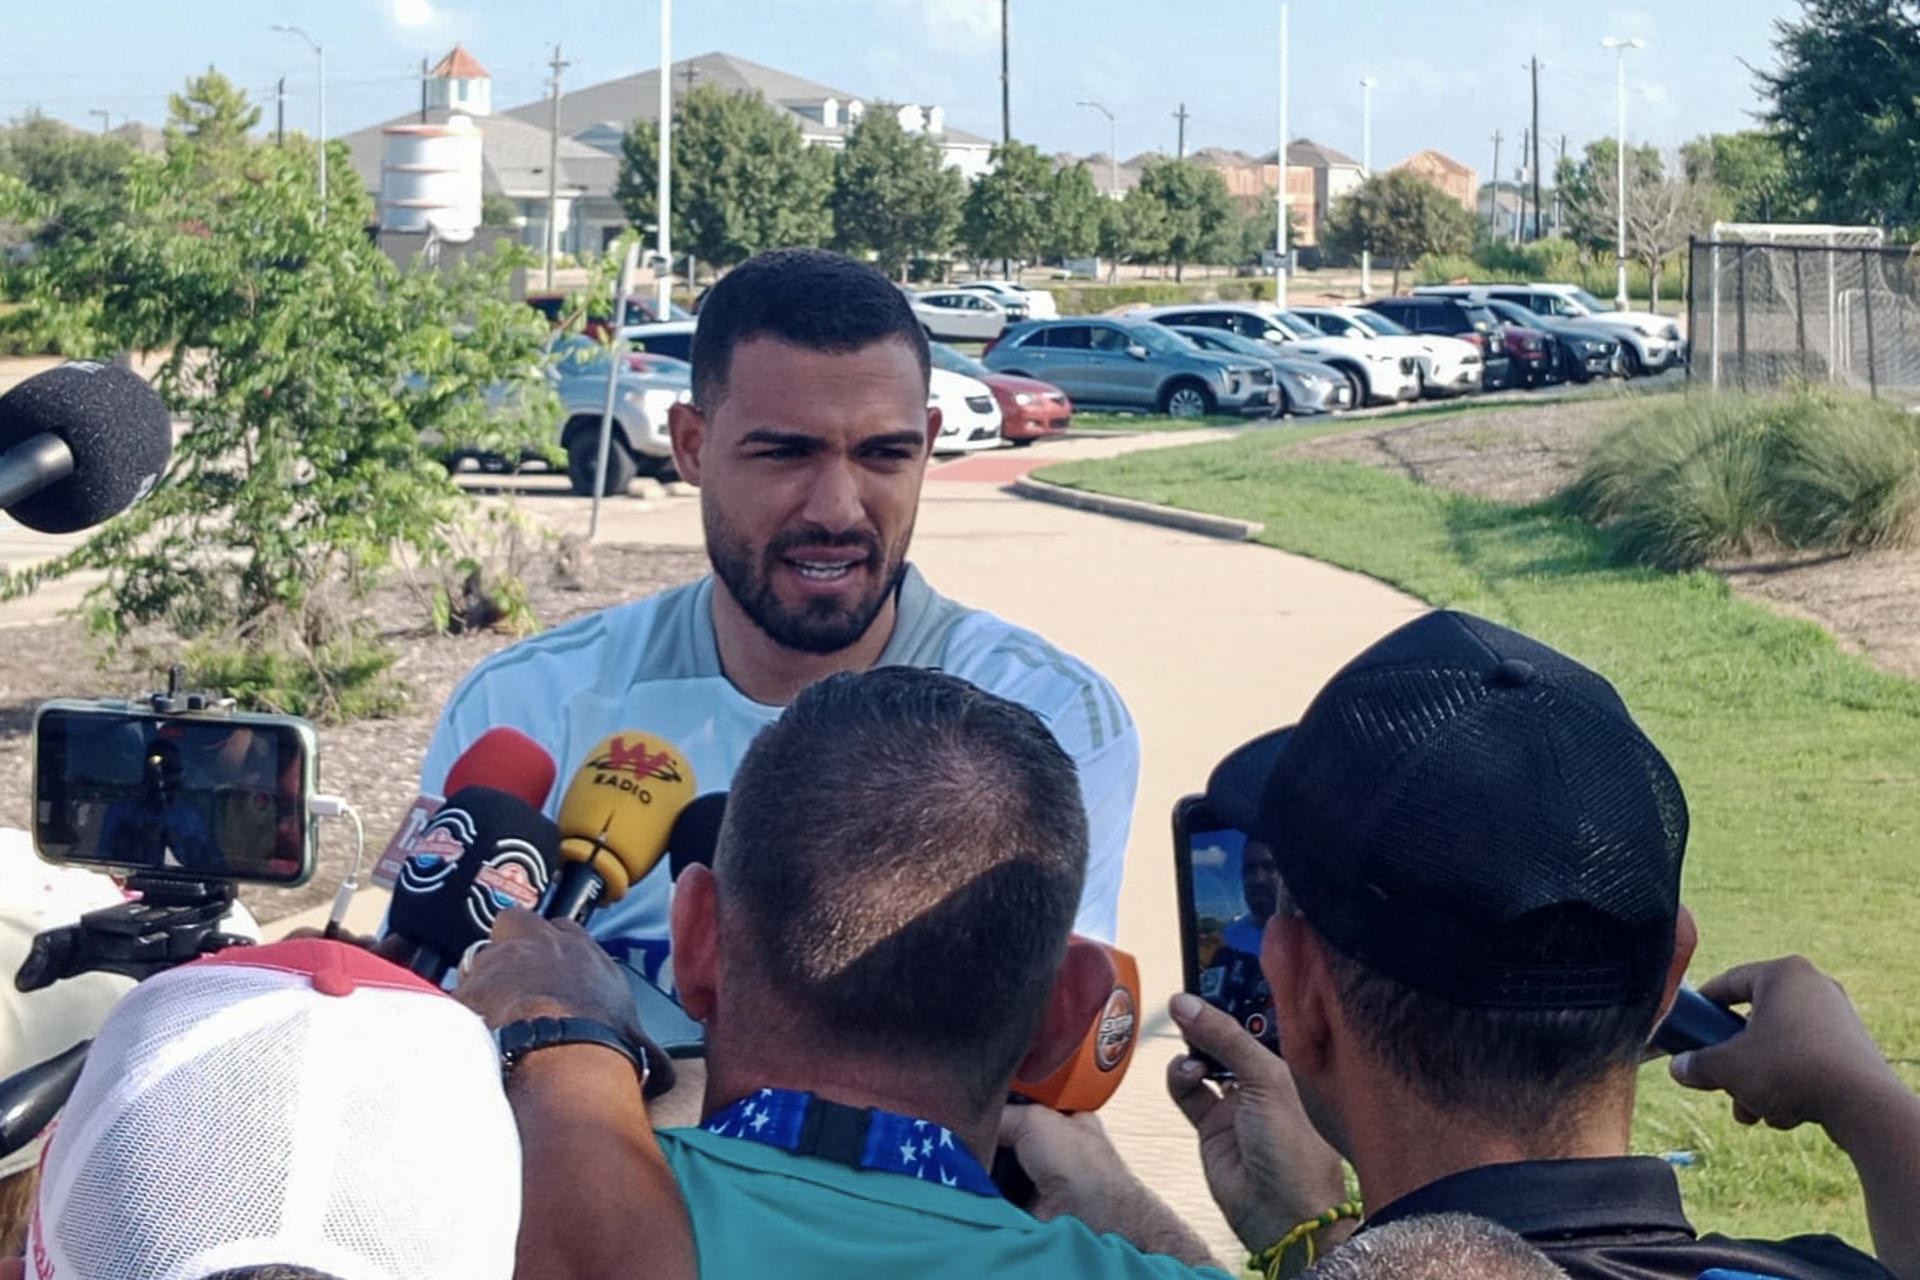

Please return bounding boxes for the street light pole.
[1276,1,1289,308]
[657,0,674,320]
[1600,35,1645,309]
[273,25,326,222]
[1359,75,1376,298]
[1076,100,1117,198]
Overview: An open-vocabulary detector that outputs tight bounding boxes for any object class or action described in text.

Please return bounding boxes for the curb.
[1009,474,1263,541]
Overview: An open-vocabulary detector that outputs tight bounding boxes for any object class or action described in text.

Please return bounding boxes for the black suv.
[1364,297,1513,390]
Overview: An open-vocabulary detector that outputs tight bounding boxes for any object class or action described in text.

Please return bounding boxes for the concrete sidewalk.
[476,430,1426,1256]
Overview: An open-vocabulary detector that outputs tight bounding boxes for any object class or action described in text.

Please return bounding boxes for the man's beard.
[705,507,909,656]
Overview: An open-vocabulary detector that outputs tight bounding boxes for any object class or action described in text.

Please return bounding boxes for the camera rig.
[14,668,255,994]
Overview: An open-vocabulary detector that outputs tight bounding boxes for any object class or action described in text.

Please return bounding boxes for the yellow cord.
[1248,1200,1363,1280]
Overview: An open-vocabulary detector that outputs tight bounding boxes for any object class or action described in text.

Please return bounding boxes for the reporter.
[17,938,521,1280]
[459,667,1216,1279]
[1671,957,1920,1280]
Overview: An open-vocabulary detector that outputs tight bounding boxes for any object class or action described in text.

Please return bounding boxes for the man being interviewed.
[422,249,1135,979]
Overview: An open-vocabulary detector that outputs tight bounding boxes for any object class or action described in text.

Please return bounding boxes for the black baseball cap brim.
[1204,726,1292,834]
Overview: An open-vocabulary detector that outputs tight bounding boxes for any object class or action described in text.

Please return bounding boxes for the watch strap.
[494,1016,648,1086]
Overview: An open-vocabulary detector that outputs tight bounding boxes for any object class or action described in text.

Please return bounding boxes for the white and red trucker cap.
[26,939,521,1280]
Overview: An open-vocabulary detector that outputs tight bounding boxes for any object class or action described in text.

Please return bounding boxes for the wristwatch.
[493,1016,650,1088]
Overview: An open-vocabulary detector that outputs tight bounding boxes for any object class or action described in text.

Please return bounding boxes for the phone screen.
[1173,795,1281,1072]
[33,703,316,884]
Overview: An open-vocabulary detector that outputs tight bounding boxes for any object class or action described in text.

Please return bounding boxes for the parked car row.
[496,277,1689,496]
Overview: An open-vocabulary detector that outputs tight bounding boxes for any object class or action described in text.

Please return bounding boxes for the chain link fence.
[1687,233,1920,400]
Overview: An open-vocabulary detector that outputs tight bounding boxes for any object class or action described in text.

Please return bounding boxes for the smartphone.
[1173,794,1281,1077]
[33,699,320,885]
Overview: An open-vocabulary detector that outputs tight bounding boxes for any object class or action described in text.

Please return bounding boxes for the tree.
[1681,130,1798,224]
[617,84,833,271]
[166,66,261,149]
[1095,187,1172,280]
[1041,162,1104,262]
[1760,0,1920,232]
[1134,157,1235,281]
[1595,158,1711,311]
[1321,170,1474,292]
[481,192,519,228]
[829,106,963,280]
[0,114,132,202]
[0,106,557,719]
[0,114,134,251]
[1556,138,1663,255]
[961,140,1053,267]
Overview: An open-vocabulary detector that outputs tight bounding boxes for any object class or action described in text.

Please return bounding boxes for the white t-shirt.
[421,565,1137,982]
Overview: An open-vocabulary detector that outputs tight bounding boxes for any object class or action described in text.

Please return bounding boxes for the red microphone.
[373,729,558,888]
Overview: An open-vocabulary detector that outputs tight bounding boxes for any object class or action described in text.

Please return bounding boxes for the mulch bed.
[0,543,710,922]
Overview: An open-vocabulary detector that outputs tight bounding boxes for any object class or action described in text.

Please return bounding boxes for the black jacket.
[1364,1157,1893,1280]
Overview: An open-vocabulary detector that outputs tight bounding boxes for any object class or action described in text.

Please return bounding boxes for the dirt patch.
[0,543,710,923]
[1299,395,1631,505]
[1295,396,1920,682]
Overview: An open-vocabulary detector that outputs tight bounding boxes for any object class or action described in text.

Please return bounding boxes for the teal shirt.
[659,1127,1231,1280]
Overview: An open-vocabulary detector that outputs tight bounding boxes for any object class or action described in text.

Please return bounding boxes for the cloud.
[391,0,435,28]
[1191,843,1231,870]
[907,0,999,51]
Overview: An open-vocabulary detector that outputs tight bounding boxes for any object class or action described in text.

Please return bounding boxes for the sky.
[4,0,1802,179]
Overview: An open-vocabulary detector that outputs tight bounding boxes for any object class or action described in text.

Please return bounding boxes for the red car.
[1498,322,1556,387]
[929,342,1070,442]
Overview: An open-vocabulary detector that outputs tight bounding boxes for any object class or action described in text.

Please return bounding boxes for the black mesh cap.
[1206,611,1688,1009]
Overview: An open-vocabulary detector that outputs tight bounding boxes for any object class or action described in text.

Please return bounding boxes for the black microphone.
[0,361,172,533]
[388,786,559,983]
[667,792,728,880]
[0,1039,90,1162]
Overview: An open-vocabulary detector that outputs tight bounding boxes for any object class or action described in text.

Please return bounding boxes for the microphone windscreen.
[555,732,696,901]
[667,793,727,880]
[445,727,558,811]
[390,786,560,968]
[0,362,171,534]
[1010,938,1140,1114]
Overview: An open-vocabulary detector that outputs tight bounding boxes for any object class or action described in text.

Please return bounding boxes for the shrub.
[1566,388,1920,569]
[1774,397,1920,550]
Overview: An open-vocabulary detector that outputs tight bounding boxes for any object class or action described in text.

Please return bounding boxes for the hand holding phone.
[1172,795,1281,1077]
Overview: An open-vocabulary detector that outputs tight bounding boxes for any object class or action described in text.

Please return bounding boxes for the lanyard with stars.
[702,1087,1001,1198]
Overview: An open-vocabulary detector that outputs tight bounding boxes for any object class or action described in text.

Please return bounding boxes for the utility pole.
[1489,128,1502,236]
[1000,0,1010,147]
[1359,76,1376,297]
[275,78,286,144]
[1275,1,1289,307]
[420,57,429,123]
[88,108,110,135]
[544,44,569,290]
[1173,103,1189,159]
[1517,127,1529,245]
[1529,56,1542,241]
[658,0,673,321]
[1554,133,1567,235]
[272,26,325,222]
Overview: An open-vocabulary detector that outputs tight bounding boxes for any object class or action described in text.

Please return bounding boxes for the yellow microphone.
[541,731,697,923]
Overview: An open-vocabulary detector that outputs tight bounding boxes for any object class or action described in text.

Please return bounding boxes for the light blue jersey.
[422,566,1137,980]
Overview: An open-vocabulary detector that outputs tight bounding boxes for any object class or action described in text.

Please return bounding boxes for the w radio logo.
[589,736,685,784]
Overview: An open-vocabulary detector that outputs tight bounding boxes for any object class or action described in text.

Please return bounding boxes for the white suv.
[1412,283,1684,374]
[1136,303,1421,405]
[956,280,1059,319]
[1290,305,1484,398]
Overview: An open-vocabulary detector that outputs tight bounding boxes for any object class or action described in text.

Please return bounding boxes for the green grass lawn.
[1038,432,1920,1250]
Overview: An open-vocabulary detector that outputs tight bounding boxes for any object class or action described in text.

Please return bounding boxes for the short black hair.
[1283,881,1665,1137]
[716,668,1087,1113]
[689,247,930,410]
[200,1269,344,1280]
